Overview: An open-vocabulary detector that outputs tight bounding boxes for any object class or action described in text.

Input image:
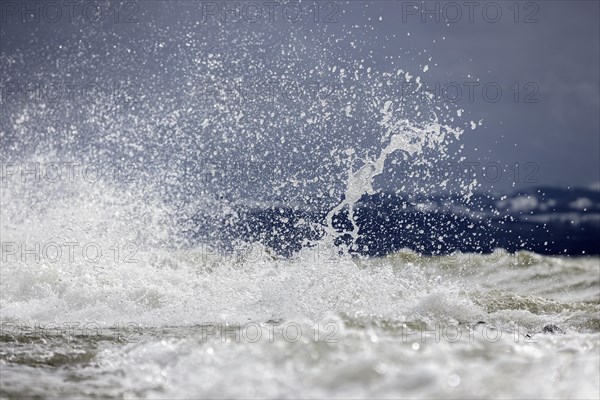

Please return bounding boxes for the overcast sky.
[1,1,598,196]
[338,0,600,190]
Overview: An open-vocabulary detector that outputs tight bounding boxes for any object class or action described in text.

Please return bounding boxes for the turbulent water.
[1,2,600,399]
[2,159,598,399]
[1,161,599,400]
[1,247,599,399]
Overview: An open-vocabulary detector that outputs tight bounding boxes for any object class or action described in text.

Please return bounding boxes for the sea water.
[1,7,599,398]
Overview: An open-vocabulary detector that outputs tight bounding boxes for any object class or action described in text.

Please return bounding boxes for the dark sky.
[1,0,599,196]
[336,0,600,190]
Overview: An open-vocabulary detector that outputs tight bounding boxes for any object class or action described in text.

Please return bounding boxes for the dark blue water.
[192,186,600,257]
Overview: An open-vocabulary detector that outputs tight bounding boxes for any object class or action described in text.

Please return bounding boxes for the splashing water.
[1,3,598,399]
[325,118,462,242]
